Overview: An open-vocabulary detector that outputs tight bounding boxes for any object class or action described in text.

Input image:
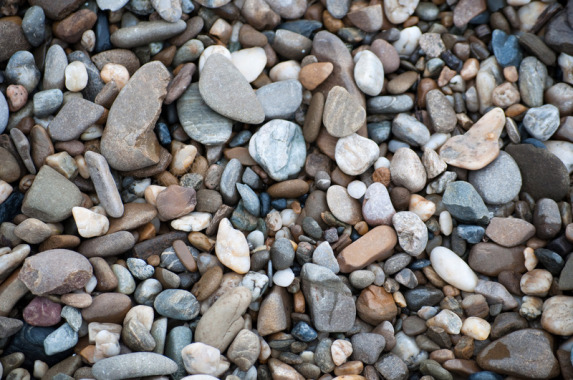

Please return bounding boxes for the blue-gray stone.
[155,122,171,146]
[260,192,271,216]
[165,326,192,380]
[242,167,262,190]
[443,181,490,224]
[468,151,522,205]
[291,321,317,342]
[278,20,322,38]
[256,80,303,120]
[367,122,391,143]
[229,130,252,148]
[367,95,413,114]
[534,248,565,276]
[521,138,546,149]
[456,225,485,244]
[416,2,439,21]
[154,289,200,320]
[22,6,45,47]
[0,92,8,134]
[5,51,40,93]
[94,12,112,53]
[491,29,522,68]
[160,248,186,272]
[487,0,505,12]
[468,372,504,380]
[236,184,261,217]
[92,353,177,379]
[231,200,259,232]
[220,158,243,205]
[404,286,444,311]
[33,89,63,117]
[248,119,306,181]
[134,279,163,306]
[44,323,78,355]
[127,258,155,280]
[519,56,547,108]
[270,198,287,210]
[522,104,560,141]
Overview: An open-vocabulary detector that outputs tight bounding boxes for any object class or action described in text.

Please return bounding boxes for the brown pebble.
[267,179,310,199]
[81,293,131,323]
[173,239,197,272]
[192,265,223,301]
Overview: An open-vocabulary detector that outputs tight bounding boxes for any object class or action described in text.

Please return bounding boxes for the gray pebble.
[134,278,163,306]
[522,104,560,141]
[271,238,296,270]
[33,89,63,117]
[44,323,78,355]
[312,241,339,274]
[22,6,45,47]
[468,151,522,205]
[5,51,40,93]
[391,113,430,146]
[220,158,243,205]
[443,181,490,224]
[367,95,413,114]
[519,56,547,107]
[256,80,303,120]
[127,258,155,280]
[43,45,68,90]
[236,183,261,216]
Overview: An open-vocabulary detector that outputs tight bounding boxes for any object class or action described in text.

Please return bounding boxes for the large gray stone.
[468,151,522,205]
[442,181,490,224]
[92,353,178,379]
[256,79,303,120]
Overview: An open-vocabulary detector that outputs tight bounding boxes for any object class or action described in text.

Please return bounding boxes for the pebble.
[443,181,490,224]
[392,212,428,257]
[335,133,379,176]
[390,148,427,193]
[323,86,366,138]
[249,119,306,181]
[426,90,457,133]
[519,56,546,107]
[312,241,339,273]
[338,226,396,272]
[256,79,303,120]
[392,113,430,146]
[43,48,66,89]
[72,207,109,238]
[326,185,362,225]
[5,51,40,93]
[430,247,478,292]
[215,219,250,274]
[467,151,522,205]
[64,61,88,92]
[541,296,573,336]
[353,51,384,96]
[523,104,560,141]
[362,182,395,226]
[48,98,104,141]
[92,352,178,379]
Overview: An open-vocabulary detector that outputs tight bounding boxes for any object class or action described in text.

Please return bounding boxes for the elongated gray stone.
[43,44,67,90]
[199,54,265,124]
[110,20,187,48]
[92,353,178,380]
[48,98,104,141]
[85,151,124,218]
[177,83,232,145]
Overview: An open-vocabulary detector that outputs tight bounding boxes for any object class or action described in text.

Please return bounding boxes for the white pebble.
[347,181,367,199]
[273,268,294,287]
[393,26,422,56]
[199,45,231,72]
[231,47,266,83]
[65,61,88,92]
[171,212,212,232]
[461,317,491,340]
[374,157,391,169]
[85,275,98,293]
[331,339,353,366]
[430,246,478,292]
[80,125,103,140]
[33,361,49,378]
[353,50,384,96]
[439,211,453,236]
[0,180,13,205]
[520,269,552,297]
[408,194,436,222]
[280,209,297,227]
[269,60,301,82]
[72,206,109,238]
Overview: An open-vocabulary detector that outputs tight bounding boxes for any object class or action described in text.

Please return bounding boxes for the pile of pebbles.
[1,0,573,379]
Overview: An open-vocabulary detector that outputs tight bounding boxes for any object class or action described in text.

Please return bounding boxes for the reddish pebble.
[22,297,62,327]
[6,84,28,112]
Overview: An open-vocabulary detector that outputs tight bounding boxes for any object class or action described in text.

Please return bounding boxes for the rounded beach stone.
[430,246,478,292]
[326,185,363,225]
[92,352,178,379]
[323,86,366,138]
[215,219,250,274]
[467,151,522,205]
[154,289,200,320]
[335,133,379,176]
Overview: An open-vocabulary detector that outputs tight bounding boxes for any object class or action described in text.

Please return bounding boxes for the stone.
[484,218,535,247]
[110,19,186,48]
[82,293,131,324]
[392,113,431,146]
[467,151,522,205]
[231,47,266,83]
[215,219,250,274]
[430,247,478,292]
[181,343,229,377]
[357,285,397,325]
[392,211,428,256]
[335,133,379,176]
[65,61,88,92]
[312,241,339,273]
[338,226,396,272]
[476,329,559,379]
[256,80,302,120]
[354,50,384,96]
[439,108,505,170]
[85,151,123,218]
[154,289,199,320]
[323,86,366,138]
[384,0,419,24]
[101,61,170,171]
[301,263,356,332]
[519,56,546,108]
[393,26,422,56]
[299,62,333,91]
[351,333,385,365]
[0,316,23,338]
[0,20,31,63]
[426,90,457,133]
[257,285,292,335]
[523,105,560,141]
[156,185,197,221]
[219,159,242,205]
[23,297,61,327]
[468,243,526,276]
[96,0,129,11]
[326,185,362,225]
[370,39,400,74]
[506,144,569,201]
[5,51,40,93]
[44,323,77,355]
[375,353,409,380]
[199,54,264,124]
[177,83,232,146]
[442,181,490,224]
[541,296,573,336]
[14,219,51,244]
[427,309,462,334]
[491,29,522,68]
[19,249,92,295]
[195,286,252,352]
[48,98,104,142]
[453,0,486,28]
[249,119,306,181]
[72,207,109,238]
[92,353,178,379]
[390,148,427,193]
[419,33,445,58]
[362,183,395,226]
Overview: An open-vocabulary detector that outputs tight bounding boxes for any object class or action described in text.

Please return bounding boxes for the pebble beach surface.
[1,0,573,379]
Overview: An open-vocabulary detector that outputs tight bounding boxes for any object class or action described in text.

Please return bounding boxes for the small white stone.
[541,296,573,336]
[520,295,543,320]
[523,247,538,271]
[199,46,232,72]
[94,329,121,362]
[88,322,122,344]
[520,268,552,296]
[384,0,419,24]
[81,30,96,52]
[545,140,573,174]
[273,268,294,287]
[347,181,367,199]
[101,63,130,89]
[170,144,197,176]
[461,317,491,340]
[124,305,154,331]
[422,147,447,179]
[331,339,353,366]
[171,212,212,232]
[374,157,391,169]
[72,207,109,238]
[392,211,428,256]
[430,246,478,292]
[427,309,462,334]
[393,26,422,56]
[354,50,384,96]
[231,47,266,83]
[80,125,103,140]
[265,210,282,231]
[0,180,13,205]
[269,60,301,82]
[144,185,167,206]
[215,218,250,274]
[392,331,427,368]
[241,271,268,300]
[280,209,297,227]
[65,61,88,92]
[181,342,230,376]
[335,133,380,176]
[518,1,549,32]
[96,0,129,11]
[558,53,573,85]
[439,211,453,236]
[85,275,98,293]
[408,194,436,222]
[247,230,265,250]
[33,361,48,379]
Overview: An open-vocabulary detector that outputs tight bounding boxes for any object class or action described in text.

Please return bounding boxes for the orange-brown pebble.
[299,62,334,91]
[147,255,161,267]
[334,361,364,376]
[505,103,528,118]
[188,231,215,252]
[137,222,157,242]
[372,167,391,186]
[173,239,198,272]
[503,66,518,82]
[293,291,305,313]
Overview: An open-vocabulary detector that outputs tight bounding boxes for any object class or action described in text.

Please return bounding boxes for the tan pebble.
[460,58,479,81]
[72,207,109,238]
[293,291,305,313]
[144,185,166,206]
[523,247,538,271]
[409,194,436,222]
[520,269,552,296]
[81,29,95,52]
[101,63,130,89]
[334,361,363,376]
[503,66,518,82]
[147,255,160,267]
[298,62,333,91]
[0,180,13,204]
[137,223,156,241]
[438,66,457,87]
[170,144,197,176]
[6,84,28,112]
[461,317,491,340]
[45,151,79,179]
[188,231,215,252]
[65,61,89,92]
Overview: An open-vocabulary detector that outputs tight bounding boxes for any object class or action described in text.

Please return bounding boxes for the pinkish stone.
[23,297,62,327]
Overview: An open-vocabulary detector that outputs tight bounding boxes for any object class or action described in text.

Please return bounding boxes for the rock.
[23,297,61,327]
[14,218,52,244]
[485,218,535,247]
[370,39,400,74]
[476,329,559,379]
[541,296,573,336]
[368,95,413,114]
[467,151,522,205]
[177,83,232,146]
[257,285,292,335]
[419,33,445,58]
[301,263,356,332]
[426,90,457,133]
[156,185,197,221]
[299,62,334,91]
[520,269,553,296]
[545,140,573,174]
[453,0,486,28]
[195,286,252,351]
[151,0,181,22]
[326,185,362,225]
[323,86,366,138]
[82,293,131,324]
[5,51,40,93]
[231,47,266,83]
[107,203,157,234]
[0,93,8,134]
[96,0,129,11]
[351,333,385,365]
[227,329,260,371]
[0,19,31,63]
[92,353,178,379]
[430,247,478,292]
[65,61,88,92]
[519,56,546,107]
[199,54,264,124]
[392,211,428,256]
[390,148,427,193]
[215,219,250,274]
[219,159,242,205]
[506,143,569,201]
[101,61,170,171]
[72,207,109,238]
[375,353,409,380]
[248,119,306,181]
[0,317,23,338]
[154,289,199,320]
[0,147,20,183]
[545,10,573,55]
[267,179,309,198]
[468,243,526,276]
[393,26,422,56]
[335,133,379,176]
[48,98,104,141]
[491,29,522,68]
[354,50,384,96]
[256,80,302,120]
[384,0,419,24]
[22,165,82,223]
[391,113,431,146]
[19,249,93,295]
[44,323,77,355]
[53,9,97,43]
[427,309,462,334]
[22,6,45,47]
[357,285,397,325]
[338,226,396,272]
[439,108,505,170]
[271,238,295,270]
[523,105,560,141]
[85,151,124,218]
[362,183,395,226]
[442,181,490,224]
[181,342,229,377]
[110,20,186,48]
[312,241,339,273]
